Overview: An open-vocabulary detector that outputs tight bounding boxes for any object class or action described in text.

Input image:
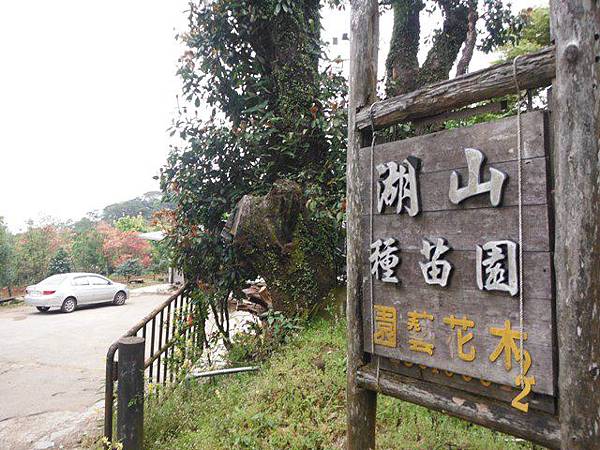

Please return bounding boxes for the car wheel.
[113,291,127,306]
[36,306,50,312]
[61,297,77,313]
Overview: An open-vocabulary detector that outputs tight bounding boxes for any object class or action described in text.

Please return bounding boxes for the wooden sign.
[359,111,556,415]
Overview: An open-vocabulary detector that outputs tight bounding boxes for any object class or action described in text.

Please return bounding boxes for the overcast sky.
[0,0,546,232]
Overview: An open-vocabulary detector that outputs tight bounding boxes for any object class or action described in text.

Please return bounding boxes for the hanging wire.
[512,55,525,387]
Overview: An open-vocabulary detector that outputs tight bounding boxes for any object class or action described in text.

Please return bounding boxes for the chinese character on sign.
[373,305,397,348]
[449,148,507,207]
[489,320,536,413]
[407,310,434,332]
[407,310,435,356]
[419,238,452,287]
[376,156,421,216]
[476,240,519,296]
[370,238,400,283]
[409,339,434,355]
[489,319,528,370]
[443,315,476,362]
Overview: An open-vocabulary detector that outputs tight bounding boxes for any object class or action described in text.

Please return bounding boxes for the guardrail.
[103,282,201,446]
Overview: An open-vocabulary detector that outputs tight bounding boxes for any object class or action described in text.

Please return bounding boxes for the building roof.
[138,231,165,241]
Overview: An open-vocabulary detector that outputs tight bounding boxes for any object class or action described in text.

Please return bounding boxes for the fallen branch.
[187,366,259,379]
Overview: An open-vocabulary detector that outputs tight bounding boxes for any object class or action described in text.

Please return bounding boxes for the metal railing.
[103,282,201,444]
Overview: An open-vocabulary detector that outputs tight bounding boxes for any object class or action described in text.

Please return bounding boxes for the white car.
[25,273,129,313]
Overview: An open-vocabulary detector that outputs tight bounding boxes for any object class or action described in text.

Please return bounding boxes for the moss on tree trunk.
[225,180,337,316]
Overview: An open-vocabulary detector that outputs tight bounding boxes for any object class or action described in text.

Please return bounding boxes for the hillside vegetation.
[144,317,539,450]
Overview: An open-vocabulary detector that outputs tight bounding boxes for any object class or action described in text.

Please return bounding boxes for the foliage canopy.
[0,218,15,292]
[102,191,166,222]
[496,7,550,62]
[161,0,348,327]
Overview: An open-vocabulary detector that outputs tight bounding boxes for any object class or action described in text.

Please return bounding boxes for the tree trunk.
[385,0,470,97]
[385,0,423,96]
[249,0,326,179]
[225,180,337,316]
[550,1,600,449]
[418,1,469,86]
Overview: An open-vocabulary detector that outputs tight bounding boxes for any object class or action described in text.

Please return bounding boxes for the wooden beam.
[356,46,555,131]
[356,364,560,449]
[346,1,379,449]
[412,101,507,134]
[550,2,600,449]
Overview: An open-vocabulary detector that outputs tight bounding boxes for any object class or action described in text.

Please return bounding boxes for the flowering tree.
[97,222,152,272]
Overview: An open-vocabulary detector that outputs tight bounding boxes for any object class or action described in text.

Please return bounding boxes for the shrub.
[47,248,71,276]
[115,258,143,282]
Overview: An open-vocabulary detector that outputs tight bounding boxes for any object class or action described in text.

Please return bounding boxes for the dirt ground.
[0,293,170,450]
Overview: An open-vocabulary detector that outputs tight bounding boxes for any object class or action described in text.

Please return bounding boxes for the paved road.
[0,293,170,450]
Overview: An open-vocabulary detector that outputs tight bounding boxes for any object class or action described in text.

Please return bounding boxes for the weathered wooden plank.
[362,204,551,252]
[412,101,507,135]
[361,250,554,300]
[551,2,600,448]
[362,285,556,395]
[361,156,549,213]
[368,331,554,394]
[356,47,555,130]
[381,357,556,414]
[358,103,557,423]
[346,1,379,449]
[360,111,546,168]
[356,364,560,449]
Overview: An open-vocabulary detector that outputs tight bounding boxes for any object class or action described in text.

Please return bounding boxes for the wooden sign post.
[551,3,600,449]
[346,1,600,449]
[346,2,379,449]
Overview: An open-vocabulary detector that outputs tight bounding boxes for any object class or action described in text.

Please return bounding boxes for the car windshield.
[38,274,69,286]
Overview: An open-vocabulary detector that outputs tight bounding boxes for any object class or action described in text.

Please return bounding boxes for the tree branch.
[456,0,478,76]
[419,0,469,86]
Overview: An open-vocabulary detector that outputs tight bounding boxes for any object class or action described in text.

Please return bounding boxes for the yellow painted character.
[489,320,528,370]
[373,305,397,348]
[409,338,434,356]
[443,315,476,362]
[407,310,434,332]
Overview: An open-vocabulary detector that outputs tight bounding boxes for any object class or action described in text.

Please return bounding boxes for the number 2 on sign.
[512,375,536,413]
[511,350,535,413]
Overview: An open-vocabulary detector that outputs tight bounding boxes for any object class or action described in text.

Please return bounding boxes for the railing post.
[117,336,145,450]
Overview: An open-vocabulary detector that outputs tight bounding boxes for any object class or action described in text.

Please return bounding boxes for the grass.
[143,315,542,450]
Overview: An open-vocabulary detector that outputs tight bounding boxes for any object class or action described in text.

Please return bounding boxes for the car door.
[88,276,115,303]
[71,276,94,304]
